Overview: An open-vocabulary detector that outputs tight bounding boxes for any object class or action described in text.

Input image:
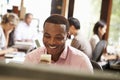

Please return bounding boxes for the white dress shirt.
[14,21,38,41]
[71,31,92,59]
[0,25,6,49]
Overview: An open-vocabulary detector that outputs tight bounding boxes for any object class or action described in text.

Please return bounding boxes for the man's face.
[25,15,33,25]
[43,22,67,56]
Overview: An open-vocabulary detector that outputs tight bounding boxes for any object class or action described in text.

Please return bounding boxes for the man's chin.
[47,50,56,55]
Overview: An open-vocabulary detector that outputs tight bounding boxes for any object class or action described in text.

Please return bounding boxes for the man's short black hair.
[68,17,80,30]
[43,14,69,32]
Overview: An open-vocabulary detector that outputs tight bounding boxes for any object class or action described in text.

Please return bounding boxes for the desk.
[98,53,120,73]
[0,52,25,64]
[109,59,120,70]
[101,53,120,61]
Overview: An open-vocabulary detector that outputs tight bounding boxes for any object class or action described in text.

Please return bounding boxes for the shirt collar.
[59,45,68,59]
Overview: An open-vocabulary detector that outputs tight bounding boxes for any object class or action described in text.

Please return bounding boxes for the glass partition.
[109,0,120,45]
[73,0,102,39]
[107,0,120,54]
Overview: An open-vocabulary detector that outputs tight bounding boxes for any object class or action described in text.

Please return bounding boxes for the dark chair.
[92,40,107,62]
[91,60,103,71]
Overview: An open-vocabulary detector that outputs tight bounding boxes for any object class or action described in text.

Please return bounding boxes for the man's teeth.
[49,46,56,49]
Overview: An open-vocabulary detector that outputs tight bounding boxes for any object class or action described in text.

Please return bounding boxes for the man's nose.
[49,38,55,44]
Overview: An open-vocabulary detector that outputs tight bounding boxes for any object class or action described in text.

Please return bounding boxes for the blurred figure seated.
[0,13,19,55]
[68,17,92,59]
[89,20,107,53]
[14,13,38,52]
[14,13,38,43]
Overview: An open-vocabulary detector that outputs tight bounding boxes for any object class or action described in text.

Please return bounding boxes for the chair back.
[91,60,103,71]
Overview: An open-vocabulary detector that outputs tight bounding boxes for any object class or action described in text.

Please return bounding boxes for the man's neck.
[51,48,64,62]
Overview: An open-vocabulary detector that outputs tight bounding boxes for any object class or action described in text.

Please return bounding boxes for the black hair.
[68,17,80,29]
[43,14,69,32]
[93,20,106,35]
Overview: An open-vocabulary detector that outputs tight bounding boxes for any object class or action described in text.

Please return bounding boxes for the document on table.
[5,52,25,64]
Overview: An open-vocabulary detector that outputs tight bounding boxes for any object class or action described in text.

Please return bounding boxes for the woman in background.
[0,13,19,55]
[89,20,107,52]
[90,20,119,69]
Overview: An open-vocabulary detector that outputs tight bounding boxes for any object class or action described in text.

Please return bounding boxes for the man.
[24,14,93,73]
[68,17,92,59]
[14,13,38,42]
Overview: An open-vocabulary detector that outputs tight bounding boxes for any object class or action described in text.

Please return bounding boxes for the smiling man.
[24,14,93,73]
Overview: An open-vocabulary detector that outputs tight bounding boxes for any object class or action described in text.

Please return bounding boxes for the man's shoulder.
[67,46,90,62]
[18,21,25,24]
[75,33,87,43]
[17,21,26,27]
[68,46,87,57]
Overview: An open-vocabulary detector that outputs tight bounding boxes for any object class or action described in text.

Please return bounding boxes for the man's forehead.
[43,22,67,34]
[44,22,66,27]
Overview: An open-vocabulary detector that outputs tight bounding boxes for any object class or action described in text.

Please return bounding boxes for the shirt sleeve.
[0,27,6,49]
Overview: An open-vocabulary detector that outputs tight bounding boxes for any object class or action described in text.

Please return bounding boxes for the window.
[73,0,102,39]
[24,0,52,31]
[0,0,52,31]
[109,0,120,45]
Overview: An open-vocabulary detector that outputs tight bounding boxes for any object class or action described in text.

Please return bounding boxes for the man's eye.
[55,37,64,40]
[44,35,50,38]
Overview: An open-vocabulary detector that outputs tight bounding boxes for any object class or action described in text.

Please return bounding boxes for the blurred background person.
[68,17,92,59]
[0,13,19,55]
[89,20,107,52]
[14,13,38,43]
[89,20,119,70]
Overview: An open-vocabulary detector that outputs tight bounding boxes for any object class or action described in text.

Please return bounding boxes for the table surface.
[0,52,25,64]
